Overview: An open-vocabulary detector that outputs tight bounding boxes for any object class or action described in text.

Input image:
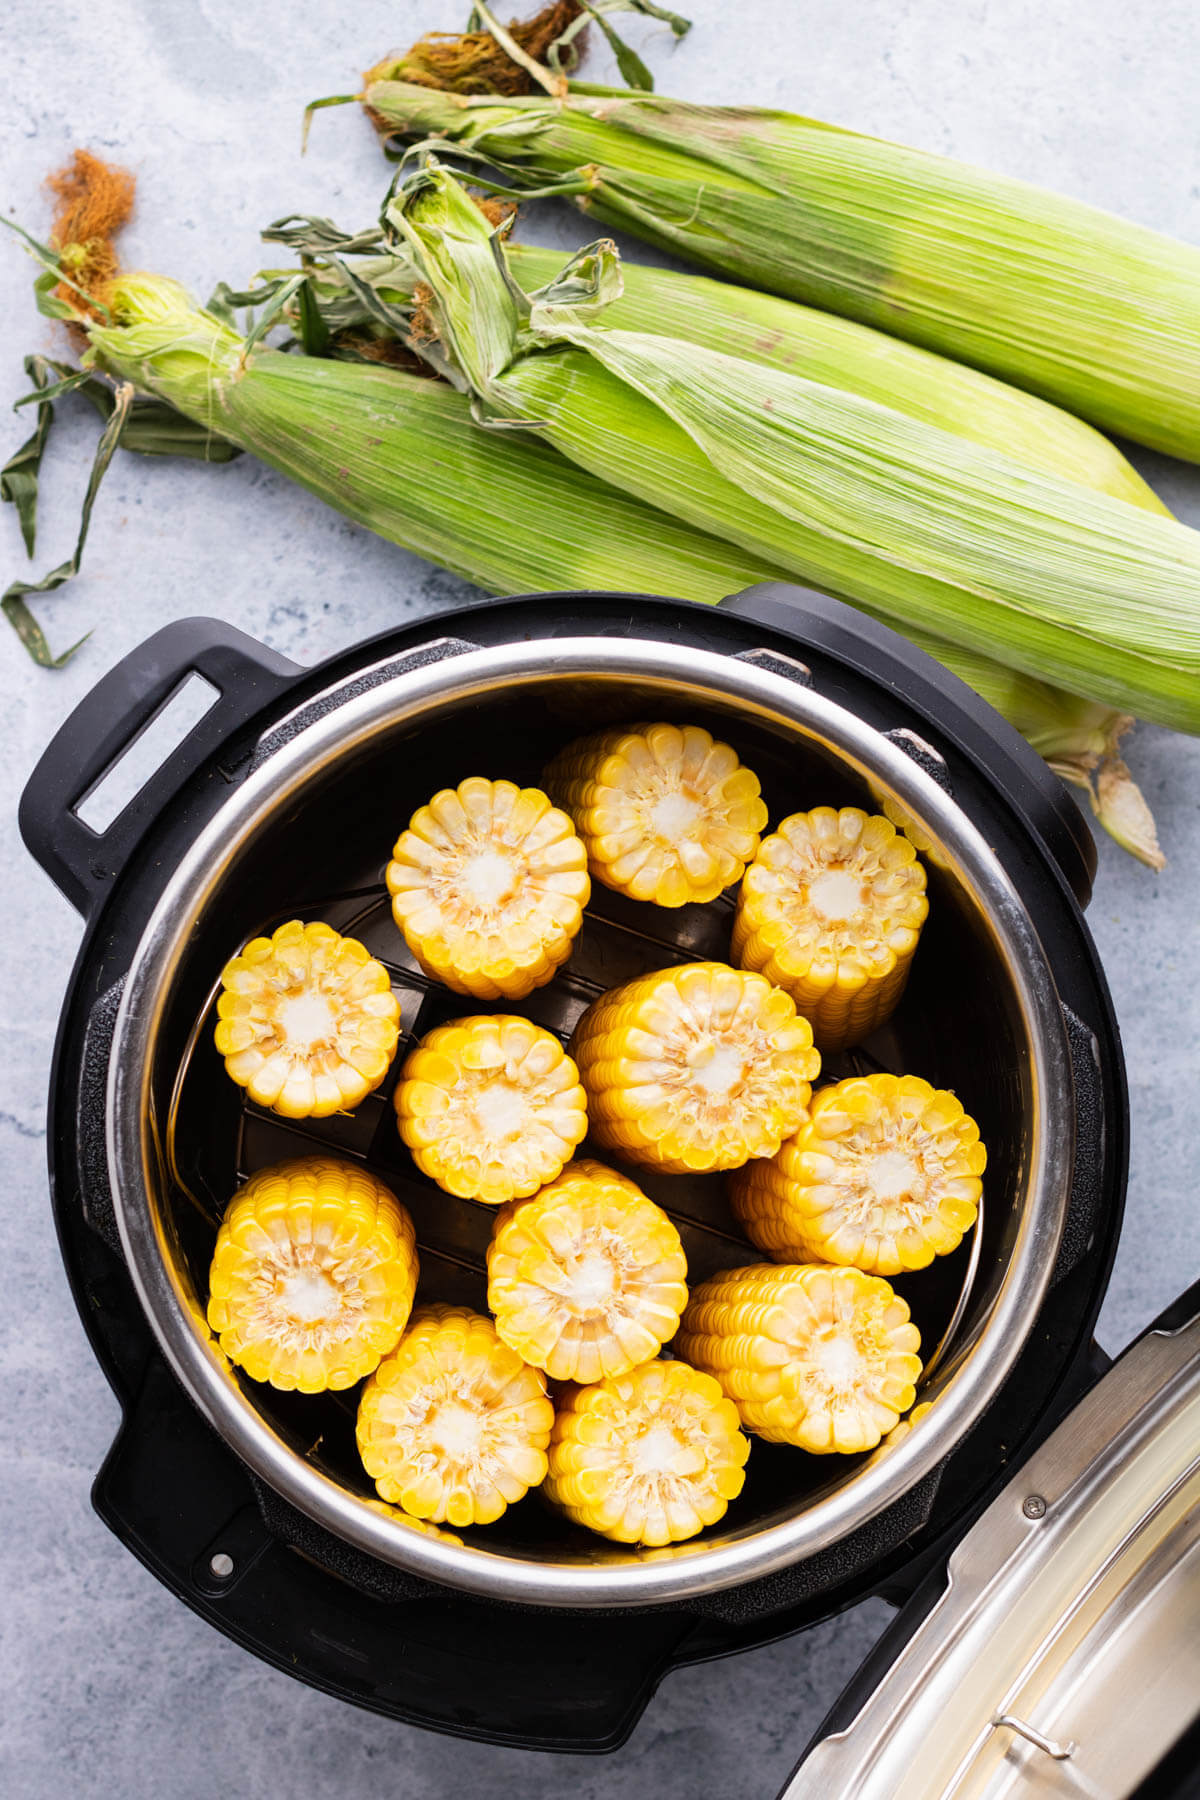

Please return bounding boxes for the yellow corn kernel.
[544,1359,750,1545]
[676,1263,922,1453]
[394,1013,588,1203]
[543,721,767,907]
[356,1306,554,1527]
[214,919,401,1118]
[883,1399,934,1447]
[206,1157,418,1392]
[730,1073,985,1276]
[570,961,819,1173]
[486,1159,689,1383]
[733,807,928,1051]
[386,777,590,1000]
[363,1497,464,1545]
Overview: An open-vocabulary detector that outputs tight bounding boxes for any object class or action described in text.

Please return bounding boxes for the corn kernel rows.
[394,1013,588,1204]
[570,962,820,1173]
[677,1263,923,1454]
[206,756,951,1543]
[387,777,590,1000]
[543,722,767,907]
[486,1159,689,1384]
[733,807,928,1052]
[731,1074,986,1277]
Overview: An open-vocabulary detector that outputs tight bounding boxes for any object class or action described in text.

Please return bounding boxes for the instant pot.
[23,581,1137,1761]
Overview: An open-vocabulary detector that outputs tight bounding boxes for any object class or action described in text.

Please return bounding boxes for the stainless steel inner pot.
[105,635,1074,1606]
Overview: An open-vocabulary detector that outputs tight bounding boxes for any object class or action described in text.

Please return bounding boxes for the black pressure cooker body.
[24,585,1126,1752]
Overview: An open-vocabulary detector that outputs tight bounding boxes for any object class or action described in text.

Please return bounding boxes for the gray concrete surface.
[2,3,1199,1795]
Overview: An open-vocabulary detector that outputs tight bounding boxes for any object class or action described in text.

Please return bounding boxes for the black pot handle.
[719,582,1097,908]
[19,618,301,918]
[96,1355,692,1752]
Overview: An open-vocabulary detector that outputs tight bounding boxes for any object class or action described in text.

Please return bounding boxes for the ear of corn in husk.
[544,1359,750,1545]
[64,272,789,601]
[215,919,401,1117]
[272,228,1169,518]
[207,1157,418,1392]
[486,1158,688,1382]
[384,162,1200,737]
[394,1013,587,1202]
[264,216,1165,865]
[733,808,928,1050]
[386,777,590,998]
[543,720,767,906]
[677,1263,922,1453]
[570,963,820,1173]
[356,47,1200,462]
[27,163,1161,864]
[356,1305,554,1525]
[729,1074,985,1277]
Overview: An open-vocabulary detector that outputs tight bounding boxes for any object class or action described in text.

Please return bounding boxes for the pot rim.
[106,634,1074,1606]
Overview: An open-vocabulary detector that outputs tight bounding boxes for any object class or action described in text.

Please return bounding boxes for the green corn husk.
[910,641,1160,869]
[376,163,1200,738]
[269,227,1169,516]
[73,275,786,600]
[40,269,1161,863]
[357,71,1200,462]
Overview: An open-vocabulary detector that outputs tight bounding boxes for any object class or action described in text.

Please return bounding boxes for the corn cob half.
[206,1157,418,1392]
[544,1359,750,1546]
[213,919,401,1118]
[386,777,590,999]
[486,1158,688,1382]
[543,721,767,907]
[394,1013,588,1203]
[730,1074,985,1277]
[356,1305,554,1526]
[733,808,928,1051]
[677,1263,922,1452]
[571,962,819,1173]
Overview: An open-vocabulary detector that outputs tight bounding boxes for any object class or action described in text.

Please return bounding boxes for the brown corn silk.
[378,0,584,99]
[48,149,135,318]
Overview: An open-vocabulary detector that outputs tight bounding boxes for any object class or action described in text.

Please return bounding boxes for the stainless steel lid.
[780,1295,1200,1798]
